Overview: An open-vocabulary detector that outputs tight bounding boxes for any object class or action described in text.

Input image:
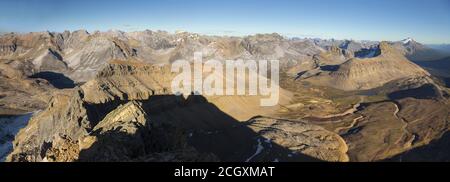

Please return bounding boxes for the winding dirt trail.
[391,101,412,146]
[324,102,361,118]
[370,101,415,161]
[334,115,364,133]
[304,97,364,122]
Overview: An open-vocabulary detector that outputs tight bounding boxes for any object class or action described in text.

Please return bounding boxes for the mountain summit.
[401,37,415,44]
[304,41,431,90]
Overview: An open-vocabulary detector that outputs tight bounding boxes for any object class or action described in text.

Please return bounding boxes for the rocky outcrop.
[314,45,352,65]
[7,92,217,162]
[339,40,365,52]
[6,89,88,161]
[246,117,349,162]
[5,60,177,161]
[81,60,175,103]
[31,49,67,72]
[64,36,130,82]
[0,32,60,60]
[0,44,16,56]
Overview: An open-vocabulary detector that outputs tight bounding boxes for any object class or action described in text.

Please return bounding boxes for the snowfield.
[0,113,33,161]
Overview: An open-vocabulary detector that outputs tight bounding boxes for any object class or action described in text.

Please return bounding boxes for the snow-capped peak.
[402,37,415,44]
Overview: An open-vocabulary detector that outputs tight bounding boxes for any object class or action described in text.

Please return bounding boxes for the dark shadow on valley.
[384,132,450,162]
[414,59,450,87]
[387,83,441,100]
[320,65,339,71]
[413,59,450,74]
[354,48,381,58]
[29,71,76,89]
[443,77,450,88]
[295,71,308,80]
[78,94,322,162]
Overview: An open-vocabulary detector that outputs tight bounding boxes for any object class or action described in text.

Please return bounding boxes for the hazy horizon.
[1,0,450,44]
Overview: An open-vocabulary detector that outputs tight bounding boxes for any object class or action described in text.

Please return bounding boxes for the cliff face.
[81,60,175,104]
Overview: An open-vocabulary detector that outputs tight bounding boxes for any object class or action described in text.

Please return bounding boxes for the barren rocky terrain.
[0,30,449,162]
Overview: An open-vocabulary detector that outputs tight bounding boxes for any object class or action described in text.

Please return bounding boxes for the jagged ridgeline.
[0,30,449,162]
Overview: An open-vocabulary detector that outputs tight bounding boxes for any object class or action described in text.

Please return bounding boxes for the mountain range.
[0,30,449,162]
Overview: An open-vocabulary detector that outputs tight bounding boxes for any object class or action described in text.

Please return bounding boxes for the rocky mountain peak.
[401,37,416,44]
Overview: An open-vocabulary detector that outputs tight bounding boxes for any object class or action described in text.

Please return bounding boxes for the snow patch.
[245,138,264,162]
[402,37,414,44]
[264,138,273,148]
[0,113,33,162]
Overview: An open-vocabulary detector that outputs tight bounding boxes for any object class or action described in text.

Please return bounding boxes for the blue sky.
[1,0,449,44]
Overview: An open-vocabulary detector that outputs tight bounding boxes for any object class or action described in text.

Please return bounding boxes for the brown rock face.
[81,60,175,104]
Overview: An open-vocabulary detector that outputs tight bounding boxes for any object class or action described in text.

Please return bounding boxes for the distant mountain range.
[1,30,447,81]
[426,44,450,53]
